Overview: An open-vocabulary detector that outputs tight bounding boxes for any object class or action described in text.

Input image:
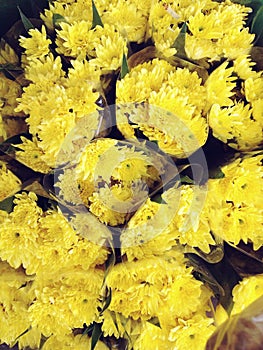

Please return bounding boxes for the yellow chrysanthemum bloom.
[231,274,263,315]
[0,161,21,201]
[233,55,259,80]
[36,210,109,275]
[56,21,127,70]
[209,102,263,151]
[163,186,216,254]
[101,0,151,43]
[23,53,64,85]
[205,61,236,110]
[207,153,263,250]
[0,73,24,118]
[106,255,210,323]
[148,0,253,61]
[208,58,263,150]
[29,267,104,338]
[121,194,188,261]
[41,0,93,29]
[0,263,33,347]
[42,333,109,350]
[0,39,19,65]
[0,192,42,271]
[117,60,208,157]
[19,25,51,61]
[15,137,51,173]
[168,314,215,350]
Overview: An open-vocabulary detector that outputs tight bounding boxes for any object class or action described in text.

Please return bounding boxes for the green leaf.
[17,6,34,31]
[180,175,194,184]
[91,0,103,29]
[52,13,67,28]
[91,323,102,350]
[171,22,187,59]
[120,53,129,79]
[0,196,14,213]
[251,5,263,44]
[100,288,112,314]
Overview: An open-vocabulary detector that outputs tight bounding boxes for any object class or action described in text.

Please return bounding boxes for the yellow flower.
[164,186,215,254]
[101,0,151,43]
[233,55,259,80]
[89,24,128,72]
[0,73,23,118]
[106,255,205,322]
[88,184,136,226]
[244,74,263,103]
[23,54,64,85]
[41,0,93,30]
[0,161,21,201]
[216,27,254,60]
[15,137,51,173]
[0,280,33,347]
[207,154,263,250]
[56,20,97,59]
[231,274,263,315]
[208,102,263,151]
[0,192,42,271]
[19,25,51,60]
[205,61,236,109]
[0,39,19,65]
[29,267,104,337]
[168,315,215,350]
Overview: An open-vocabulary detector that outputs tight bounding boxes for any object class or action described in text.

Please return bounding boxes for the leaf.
[171,22,187,59]
[251,5,263,45]
[120,54,129,79]
[91,323,102,350]
[101,288,112,313]
[52,13,67,28]
[91,0,103,29]
[0,196,14,213]
[17,6,34,31]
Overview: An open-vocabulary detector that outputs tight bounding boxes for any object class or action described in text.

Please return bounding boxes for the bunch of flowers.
[0,0,262,349]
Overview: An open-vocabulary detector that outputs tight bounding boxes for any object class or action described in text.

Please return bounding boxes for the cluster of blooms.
[0,0,262,349]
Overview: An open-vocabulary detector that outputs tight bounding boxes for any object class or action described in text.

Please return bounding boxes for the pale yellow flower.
[0,161,21,201]
[19,26,51,60]
[231,274,263,315]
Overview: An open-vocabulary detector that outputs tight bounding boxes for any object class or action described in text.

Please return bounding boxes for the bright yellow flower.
[168,315,215,350]
[29,267,104,337]
[0,192,42,271]
[233,55,259,80]
[207,154,263,250]
[244,73,263,103]
[101,0,150,43]
[23,54,64,85]
[0,280,32,347]
[205,61,236,109]
[15,137,51,173]
[19,25,51,60]
[0,39,19,65]
[208,101,263,151]
[231,274,263,315]
[0,161,21,201]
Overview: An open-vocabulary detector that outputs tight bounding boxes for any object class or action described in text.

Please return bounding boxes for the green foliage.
[251,5,263,44]
[91,0,103,29]
[17,6,34,31]
[91,323,102,350]
[120,54,129,79]
[171,22,187,59]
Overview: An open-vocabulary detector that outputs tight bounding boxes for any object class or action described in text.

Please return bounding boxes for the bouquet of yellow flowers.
[0,0,262,349]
